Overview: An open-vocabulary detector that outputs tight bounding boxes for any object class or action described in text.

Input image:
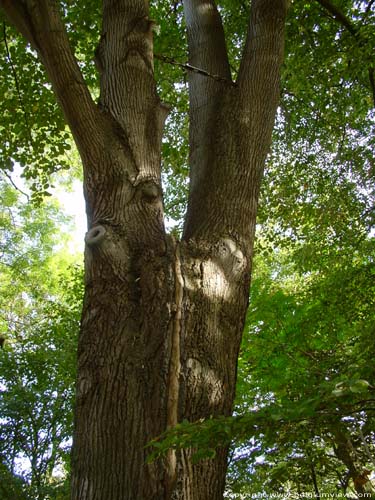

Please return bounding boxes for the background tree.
[0,176,82,499]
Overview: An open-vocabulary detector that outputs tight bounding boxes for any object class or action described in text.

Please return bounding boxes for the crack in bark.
[165,240,184,497]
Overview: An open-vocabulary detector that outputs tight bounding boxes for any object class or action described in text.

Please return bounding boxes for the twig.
[1,170,30,201]
[154,53,234,85]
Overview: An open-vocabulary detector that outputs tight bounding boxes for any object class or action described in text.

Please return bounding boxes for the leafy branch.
[315,0,375,105]
[2,22,33,146]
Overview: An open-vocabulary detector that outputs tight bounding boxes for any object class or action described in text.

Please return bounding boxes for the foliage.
[0,177,82,499]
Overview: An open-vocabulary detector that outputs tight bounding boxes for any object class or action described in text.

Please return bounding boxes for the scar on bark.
[85,225,106,246]
[165,240,183,496]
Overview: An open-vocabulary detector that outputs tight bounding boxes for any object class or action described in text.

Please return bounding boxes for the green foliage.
[0,178,83,499]
[0,22,72,201]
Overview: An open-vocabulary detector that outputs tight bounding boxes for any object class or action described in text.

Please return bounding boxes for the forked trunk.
[71,92,267,499]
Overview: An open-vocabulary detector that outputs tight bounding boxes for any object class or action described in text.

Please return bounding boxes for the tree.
[2,0,375,498]
[0,176,82,499]
[0,0,288,497]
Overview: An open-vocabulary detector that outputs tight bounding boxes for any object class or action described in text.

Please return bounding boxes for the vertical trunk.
[70,1,174,498]
[173,1,288,495]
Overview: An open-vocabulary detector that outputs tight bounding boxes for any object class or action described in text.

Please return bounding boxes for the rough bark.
[0,0,288,498]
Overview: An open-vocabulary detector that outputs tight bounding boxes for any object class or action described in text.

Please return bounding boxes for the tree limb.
[238,0,288,91]
[183,0,231,81]
[314,0,375,106]
[236,0,288,151]
[0,0,38,48]
[182,0,233,232]
[315,0,357,37]
[0,0,100,157]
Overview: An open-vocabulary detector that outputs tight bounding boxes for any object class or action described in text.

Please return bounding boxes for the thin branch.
[1,170,30,201]
[154,53,233,84]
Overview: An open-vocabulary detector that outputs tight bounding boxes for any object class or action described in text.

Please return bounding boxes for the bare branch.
[154,53,234,84]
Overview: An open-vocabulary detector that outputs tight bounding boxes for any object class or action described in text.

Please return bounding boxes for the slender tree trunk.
[0,0,288,498]
[333,426,375,498]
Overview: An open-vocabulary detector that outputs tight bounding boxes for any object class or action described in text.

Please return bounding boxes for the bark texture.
[0,0,288,498]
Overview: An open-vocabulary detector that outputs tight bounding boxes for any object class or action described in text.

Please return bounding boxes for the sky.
[10,164,86,253]
[55,179,86,253]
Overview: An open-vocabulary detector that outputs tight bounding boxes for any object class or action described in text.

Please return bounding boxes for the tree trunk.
[0,0,287,498]
[333,426,375,498]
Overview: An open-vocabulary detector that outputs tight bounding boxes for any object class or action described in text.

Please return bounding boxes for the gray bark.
[0,0,288,498]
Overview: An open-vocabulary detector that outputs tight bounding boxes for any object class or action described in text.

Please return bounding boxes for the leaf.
[349,379,371,393]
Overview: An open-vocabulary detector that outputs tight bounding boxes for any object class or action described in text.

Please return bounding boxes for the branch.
[154,53,233,84]
[0,0,38,48]
[314,0,375,106]
[238,0,288,90]
[1,170,30,201]
[183,0,231,81]
[181,0,233,233]
[0,0,100,156]
[315,0,357,37]
[237,0,288,140]
[2,22,33,146]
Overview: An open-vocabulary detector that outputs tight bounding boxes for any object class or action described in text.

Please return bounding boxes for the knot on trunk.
[85,225,106,247]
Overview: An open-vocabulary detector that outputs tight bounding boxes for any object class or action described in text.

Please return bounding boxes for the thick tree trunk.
[0,0,287,498]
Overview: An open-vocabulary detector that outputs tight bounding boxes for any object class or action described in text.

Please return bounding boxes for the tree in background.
[0,0,374,499]
[0,177,82,499]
